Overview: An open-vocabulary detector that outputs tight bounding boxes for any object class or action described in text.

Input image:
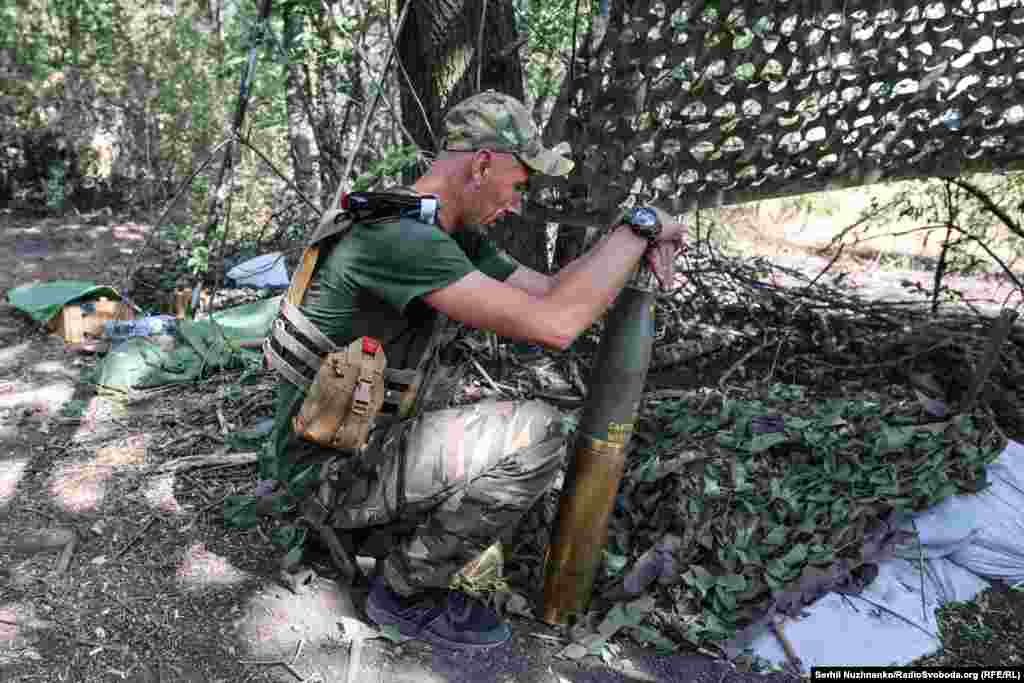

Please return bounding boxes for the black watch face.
[632,207,658,227]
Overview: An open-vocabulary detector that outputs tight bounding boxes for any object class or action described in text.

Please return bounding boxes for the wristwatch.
[622,206,662,242]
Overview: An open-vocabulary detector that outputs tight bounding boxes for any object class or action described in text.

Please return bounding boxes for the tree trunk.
[310,1,365,206]
[283,5,319,213]
[546,7,611,270]
[397,0,524,151]
[396,0,549,271]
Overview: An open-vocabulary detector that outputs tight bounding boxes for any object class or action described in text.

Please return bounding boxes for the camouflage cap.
[443,90,574,177]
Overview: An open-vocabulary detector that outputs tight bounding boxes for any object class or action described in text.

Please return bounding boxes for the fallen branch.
[54,533,78,575]
[819,338,955,370]
[238,657,304,682]
[114,517,158,560]
[239,638,305,682]
[770,619,804,675]
[835,591,940,642]
[471,357,506,396]
[345,631,367,683]
[700,338,774,410]
[151,451,259,474]
[13,528,76,553]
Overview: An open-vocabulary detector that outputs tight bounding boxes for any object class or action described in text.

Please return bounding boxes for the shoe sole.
[365,596,511,651]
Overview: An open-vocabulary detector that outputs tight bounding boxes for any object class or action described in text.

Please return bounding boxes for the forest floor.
[0,206,1021,682]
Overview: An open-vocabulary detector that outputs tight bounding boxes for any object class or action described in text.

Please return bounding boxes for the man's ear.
[472,149,493,185]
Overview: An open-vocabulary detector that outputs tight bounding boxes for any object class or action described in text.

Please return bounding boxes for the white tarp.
[227,252,290,288]
[727,440,1024,668]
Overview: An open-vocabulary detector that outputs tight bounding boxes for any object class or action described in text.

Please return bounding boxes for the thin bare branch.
[387,2,438,151]
[235,135,322,216]
[946,224,1024,297]
[476,0,489,92]
[121,137,235,302]
[951,177,1024,242]
[335,0,413,206]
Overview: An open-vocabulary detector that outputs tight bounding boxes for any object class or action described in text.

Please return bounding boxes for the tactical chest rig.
[265,190,462,585]
[264,190,448,453]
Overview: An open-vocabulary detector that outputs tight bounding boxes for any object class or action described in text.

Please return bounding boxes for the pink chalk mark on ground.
[0,608,19,643]
[49,445,146,513]
[77,396,101,433]
[143,473,184,514]
[0,459,29,509]
[0,603,50,649]
[111,223,148,242]
[176,543,248,590]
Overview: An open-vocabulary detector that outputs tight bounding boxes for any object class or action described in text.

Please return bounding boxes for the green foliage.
[619,384,1004,649]
[515,0,596,101]
[45,161,67,211]
[157,220,226,283]
[60,399,89,418]
[352,144,422,192]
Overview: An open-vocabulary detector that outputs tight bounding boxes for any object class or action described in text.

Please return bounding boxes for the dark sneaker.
[365,577,512,650]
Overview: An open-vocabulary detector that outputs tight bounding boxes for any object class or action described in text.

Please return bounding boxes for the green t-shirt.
[266,216,519,474]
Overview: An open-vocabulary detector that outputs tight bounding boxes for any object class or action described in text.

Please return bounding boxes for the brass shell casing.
[541,277,656,625]
[541,435,627,625]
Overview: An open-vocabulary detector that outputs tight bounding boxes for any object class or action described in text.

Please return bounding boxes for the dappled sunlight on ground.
[142,472,185,514]
[0,457,30,509]
[0,602,52,666]
[48,444,145,514]
[29,360,79,380]
[0,381,75,411]
[0,342,31,369]
[69,396,109,441]
[233,578,355,663]
[176,542,250,591]
[107,222,148,242]
[378,662,449,683]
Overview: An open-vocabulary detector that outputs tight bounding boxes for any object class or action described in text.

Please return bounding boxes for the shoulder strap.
[287,202,358,308]
[289,187,438,308]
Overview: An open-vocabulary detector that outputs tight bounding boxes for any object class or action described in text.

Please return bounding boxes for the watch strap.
[623,207,662,242]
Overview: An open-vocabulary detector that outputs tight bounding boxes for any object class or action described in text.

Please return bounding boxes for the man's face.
[472,151,532,226]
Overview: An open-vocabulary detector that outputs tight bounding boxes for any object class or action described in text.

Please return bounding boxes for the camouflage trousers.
[316,399,567,597]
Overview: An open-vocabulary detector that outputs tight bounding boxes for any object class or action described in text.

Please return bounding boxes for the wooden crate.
[48,297,135,344]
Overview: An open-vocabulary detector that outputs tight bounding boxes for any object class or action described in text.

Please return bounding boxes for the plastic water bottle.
[103,315,177,341]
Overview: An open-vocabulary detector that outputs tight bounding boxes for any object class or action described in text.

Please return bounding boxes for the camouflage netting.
[533,0,1024,219]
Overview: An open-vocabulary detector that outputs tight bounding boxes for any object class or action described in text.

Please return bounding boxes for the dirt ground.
[1,206,1020,682]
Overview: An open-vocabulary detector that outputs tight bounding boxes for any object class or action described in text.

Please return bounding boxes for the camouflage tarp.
[531,0,1024,222]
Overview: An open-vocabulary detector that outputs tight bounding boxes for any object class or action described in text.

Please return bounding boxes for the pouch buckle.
[352,379,372,416]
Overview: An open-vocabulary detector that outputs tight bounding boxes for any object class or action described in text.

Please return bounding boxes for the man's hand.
[646,208,687,290]
[645,240,681,290]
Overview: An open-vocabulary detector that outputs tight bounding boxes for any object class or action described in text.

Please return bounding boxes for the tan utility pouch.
[293,336,387,452]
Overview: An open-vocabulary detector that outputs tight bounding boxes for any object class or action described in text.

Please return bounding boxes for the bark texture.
[397,0,549,271]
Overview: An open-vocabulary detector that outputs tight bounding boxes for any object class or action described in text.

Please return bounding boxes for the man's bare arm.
[503,266,554,297]
[552,229,615,284]
[423,225,649,350]
[503,228,616,297]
